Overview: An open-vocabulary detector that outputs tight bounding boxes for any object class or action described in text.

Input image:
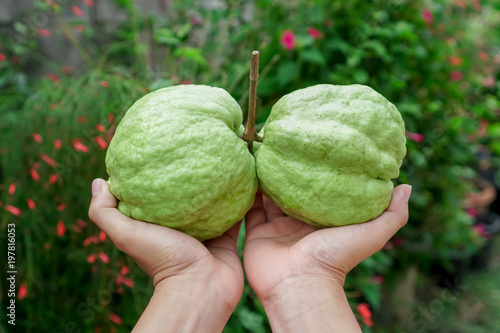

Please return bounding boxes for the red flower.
[373,275,384,284]
[98,252,110,264]
[95,136,108,149]
[49,174,58,184]
[5,205,21,216]
[100,80,109,87]
[57,220,66,237]
[53,139,62,150]
[95,124,106,133]
[99,230,107,242]
[57,203,66,212]
[48,73,59,82]
[405,131,424,142]
[72,224,82,233]
[308,27,322,39]
[73,140,90,153]
[483,76,495,87]
[72,5,84,17]
[30,169,40,181]
[8,183,16,195]
[18,283,27,300]
[87,254,97,263]
[83,235,98,247]
[40,154,57,167]
[280,30,296,50]
[84,0,94,7]
[75,25,85,32]
[450,71,462,81]
[109,313,123,325]
[27,199,36,210]
[62,65,71,73]
[0,53,5,61]
[78,116,86,123]
[38,29,51,38]
[448,56,462,66]
[357,303,373,327]
[32,133,43,143]
[77,219,87,228]
[422,9,433,25]
[478,52,489,61]
[108,113,115,123]
[181,80,192,85]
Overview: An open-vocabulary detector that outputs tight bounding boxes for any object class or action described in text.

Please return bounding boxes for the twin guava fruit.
[106,83,406,241]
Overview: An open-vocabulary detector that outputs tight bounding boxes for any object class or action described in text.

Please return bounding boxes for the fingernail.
[403,185,412,202]
[92,179,102,197]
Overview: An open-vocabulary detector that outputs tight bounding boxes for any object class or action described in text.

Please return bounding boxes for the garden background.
[1,0,500,332]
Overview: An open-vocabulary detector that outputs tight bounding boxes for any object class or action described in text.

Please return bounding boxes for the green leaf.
[276,61,300,88]
[361,283,381,310]
[300,49,327,66]
[154,28,180,45]
[174,47,208,66]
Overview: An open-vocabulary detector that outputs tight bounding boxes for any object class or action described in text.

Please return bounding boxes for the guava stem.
[243,50,263,150]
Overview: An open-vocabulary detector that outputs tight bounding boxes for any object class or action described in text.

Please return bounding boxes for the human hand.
[88,178,244,332]
[243,184,411,332]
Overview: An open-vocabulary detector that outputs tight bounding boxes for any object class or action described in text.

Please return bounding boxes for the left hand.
[88,179,244,331]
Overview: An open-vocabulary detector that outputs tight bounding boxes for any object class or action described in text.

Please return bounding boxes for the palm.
[244,188,409,301]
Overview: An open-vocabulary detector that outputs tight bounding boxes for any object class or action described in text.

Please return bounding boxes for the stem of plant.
[243,50,263,151]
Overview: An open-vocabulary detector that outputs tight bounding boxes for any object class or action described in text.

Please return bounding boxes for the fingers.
[205,222,241,253]
[244,191,267,234]
[263,195,286,221]
[88,178,141,250]
[351,184,411,258]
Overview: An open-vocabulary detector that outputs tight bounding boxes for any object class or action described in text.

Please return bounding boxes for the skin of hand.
[88,178,244,333]
[243,184,412,332]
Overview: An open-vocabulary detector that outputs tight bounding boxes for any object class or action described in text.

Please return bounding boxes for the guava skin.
[255,84,406,227]
[106,85,258,241]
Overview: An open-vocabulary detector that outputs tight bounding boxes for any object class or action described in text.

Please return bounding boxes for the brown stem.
[243,50,263,150]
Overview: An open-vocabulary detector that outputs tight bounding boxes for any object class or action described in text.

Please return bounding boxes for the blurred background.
[1,0,500,332]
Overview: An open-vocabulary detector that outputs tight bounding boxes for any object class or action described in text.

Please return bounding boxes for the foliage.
[1,0,499,332]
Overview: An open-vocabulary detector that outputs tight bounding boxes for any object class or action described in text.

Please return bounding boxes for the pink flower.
[72,5,84,17]
[53,139,62,150]
[450,71,462,81]
[308,27,322,39]
[18,283,27,300]
[466,207,478,217]
[181,80,193,85]
[84,0,94,7]
[474,223,491,239]
[38,29,51,38]
[32,133,43,143]
[95,136,108,150]
[27,199,36,210]
[0,53,5,61]
[280,30,296,50]
[478,52,489,61]
[57,203,66,212]
[57,221,66,237]
[48,73,59,82]
[75,25,85,32]
[422,9,433,25]
[87,254,97,263]
[99,230,107,242]
[73,140,90,153]
[30,169,40,181]
[100,80,109,87]
[5,205,21,216]
[448,56,462,66]
[98,252,110,263]
[109,313,122,325]
[357,303,373,327]
[49,174,58,184]
[373,275,384,284]
[40,154,57,167]
[483,76,495,87]
[405,131,424,142]
[8,183,16,195]
[96,124,106,132]
[77,219,87,228]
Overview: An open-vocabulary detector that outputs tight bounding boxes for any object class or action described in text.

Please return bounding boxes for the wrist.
[259,276,361,333]
[133,276,237,333]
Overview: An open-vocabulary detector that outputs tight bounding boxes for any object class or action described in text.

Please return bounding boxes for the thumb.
[88,178,138,250]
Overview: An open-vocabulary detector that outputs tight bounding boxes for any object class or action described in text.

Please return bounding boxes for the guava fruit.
[105,85,258,241]
[255,84,406,227]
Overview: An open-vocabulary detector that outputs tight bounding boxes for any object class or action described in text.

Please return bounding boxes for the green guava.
[105,85,258,241]
[255,84,406,227]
